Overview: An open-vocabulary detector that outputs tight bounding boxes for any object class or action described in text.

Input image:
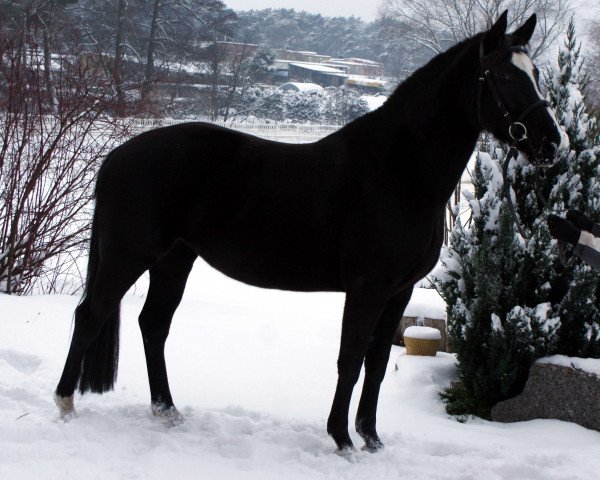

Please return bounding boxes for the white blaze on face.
[511,51,563,146]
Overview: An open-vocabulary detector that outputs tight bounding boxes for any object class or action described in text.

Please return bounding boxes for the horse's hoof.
[54,392,75,419]
[356,425,385,452]
[335,445,358,462]
[151,404,184,427]
[361,439,384,453]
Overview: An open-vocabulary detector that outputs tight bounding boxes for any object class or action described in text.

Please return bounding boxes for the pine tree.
[435,18,600,417]
[544,17,600,356]
[436,148,558,417]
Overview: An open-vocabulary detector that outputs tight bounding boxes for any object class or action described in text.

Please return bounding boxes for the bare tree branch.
[0,18,132,294]
[379,0,573,59]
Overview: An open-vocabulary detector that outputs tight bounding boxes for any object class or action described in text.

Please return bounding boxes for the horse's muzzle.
[532,138,559,167]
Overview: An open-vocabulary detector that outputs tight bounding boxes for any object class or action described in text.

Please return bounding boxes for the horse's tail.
[77,209,121,394]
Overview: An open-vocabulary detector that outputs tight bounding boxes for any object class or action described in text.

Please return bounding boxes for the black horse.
[55,12,561,452]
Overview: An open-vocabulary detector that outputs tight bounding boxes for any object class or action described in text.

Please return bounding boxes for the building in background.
[287,62,348,87]
[275,49,331,64]
[326,58,384,77]
[273,49,385,92]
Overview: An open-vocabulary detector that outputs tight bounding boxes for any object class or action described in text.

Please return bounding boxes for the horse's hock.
[394,317,448,352]
[492,359,600,432]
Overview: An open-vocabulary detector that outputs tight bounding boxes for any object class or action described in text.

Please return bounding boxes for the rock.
[491,362,600,432]
[394,316,447,352]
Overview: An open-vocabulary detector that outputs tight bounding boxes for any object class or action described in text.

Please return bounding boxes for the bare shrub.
[0,19,134,294]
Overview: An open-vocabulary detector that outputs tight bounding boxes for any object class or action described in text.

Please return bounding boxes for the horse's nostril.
[534,138,559,166]
[541,139,558,157]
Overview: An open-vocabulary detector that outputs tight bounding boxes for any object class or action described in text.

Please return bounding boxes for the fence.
[130,118,340,143]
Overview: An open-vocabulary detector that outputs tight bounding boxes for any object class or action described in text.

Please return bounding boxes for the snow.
[404,287,446,320]
[403,326,441,340]
[537,355,600,378]
[278,82,324,92]
[1,261,600,479]
[289,62,347,74]
[491,313,503,332]
[361,95,387,111]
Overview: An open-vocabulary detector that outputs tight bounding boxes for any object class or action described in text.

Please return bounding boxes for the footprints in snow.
[0,349,45,410]
[0,348,42,374]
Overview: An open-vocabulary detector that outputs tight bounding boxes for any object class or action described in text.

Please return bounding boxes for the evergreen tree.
[283,90,326,123]
[323,87,370,125]
[236,86,370,125]
[545,18,600,357]
[435,18,600,417]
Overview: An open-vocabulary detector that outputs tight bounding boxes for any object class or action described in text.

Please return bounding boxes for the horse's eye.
[498,72,512,81]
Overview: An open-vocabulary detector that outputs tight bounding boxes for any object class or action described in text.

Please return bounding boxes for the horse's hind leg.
[138,240,196,421]
[355,289,412,452]
[55,253,151,416]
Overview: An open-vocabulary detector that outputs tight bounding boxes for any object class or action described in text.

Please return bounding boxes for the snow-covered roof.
[329,60,376,67]
[289,62,347,75]
[329,58,383,66]
[278,82,324,92]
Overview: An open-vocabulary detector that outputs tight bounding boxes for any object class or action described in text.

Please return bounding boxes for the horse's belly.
[192,232,343,292]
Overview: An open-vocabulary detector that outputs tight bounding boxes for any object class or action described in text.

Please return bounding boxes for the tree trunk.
[42,26,56,113]
[142,0,161,99]
[114,0,126,115]
[209,43,223,121]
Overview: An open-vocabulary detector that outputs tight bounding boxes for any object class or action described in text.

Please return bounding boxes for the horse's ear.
[512,14,537,45]
[482,10,508,55]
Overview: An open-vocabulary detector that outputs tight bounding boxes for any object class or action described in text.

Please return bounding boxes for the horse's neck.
[366,43,482,207]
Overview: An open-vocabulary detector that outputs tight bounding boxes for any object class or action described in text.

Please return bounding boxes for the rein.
[477,44,574,267]
[499,146,574,267]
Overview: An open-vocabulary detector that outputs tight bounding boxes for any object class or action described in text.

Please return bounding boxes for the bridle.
[477,44,549,149]
[475,43,573,266]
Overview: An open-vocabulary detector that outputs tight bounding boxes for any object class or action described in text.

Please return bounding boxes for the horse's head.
[477,11,562,166]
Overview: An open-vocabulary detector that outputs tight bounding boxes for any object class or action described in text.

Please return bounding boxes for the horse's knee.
[364,352,389,383]
[336,353,364,385]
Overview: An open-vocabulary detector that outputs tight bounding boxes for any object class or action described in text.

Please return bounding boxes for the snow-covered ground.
[404,287,446,319]
[2,259,600,479]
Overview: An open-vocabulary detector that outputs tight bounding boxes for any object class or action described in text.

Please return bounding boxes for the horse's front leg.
[327,290,389,451]
[355,289,412,452]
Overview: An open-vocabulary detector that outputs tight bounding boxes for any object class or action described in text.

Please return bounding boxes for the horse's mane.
[333,32,484,141]
[382,33,483,112]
